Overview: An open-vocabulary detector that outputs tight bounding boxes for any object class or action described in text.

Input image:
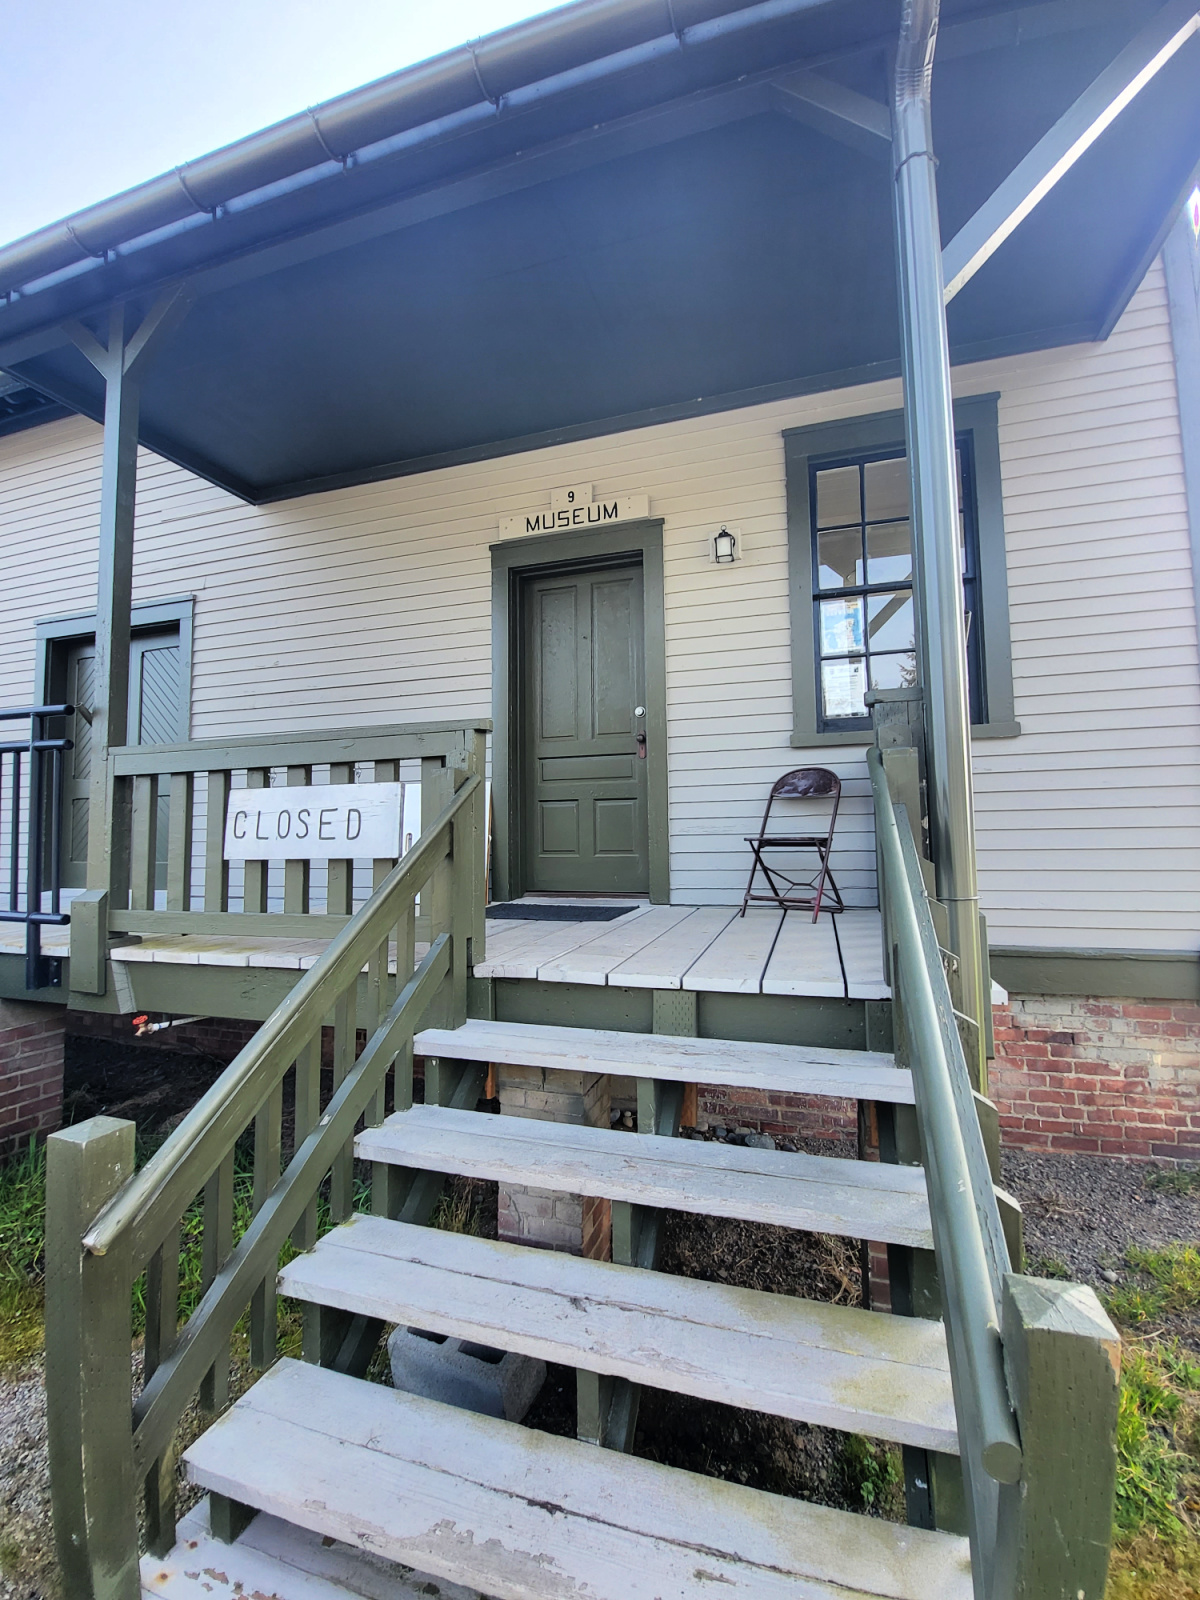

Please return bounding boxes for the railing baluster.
[243,768,269,913]
[292,1036,322,1252]
[330,992,356,1223]
[394,900,417,1114]
[199,1153,234,1412]
[204,770,231,913]
[326,761,353,915]
[250,1081,282,1368]
[165,772,194,912]
[9,748,21,910]
[143,1223,180,1555]
[129,773,159,911]
[284,764,311,914]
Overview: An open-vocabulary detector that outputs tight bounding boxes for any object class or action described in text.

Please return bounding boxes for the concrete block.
[388,1326,546,1422]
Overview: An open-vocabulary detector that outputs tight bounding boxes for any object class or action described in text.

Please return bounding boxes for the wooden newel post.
[992,1275,1121,1600]
[46,1116,139,1600]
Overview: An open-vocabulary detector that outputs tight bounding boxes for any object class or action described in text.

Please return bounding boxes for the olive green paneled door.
[62,630,184,890]
[521,563,649,894]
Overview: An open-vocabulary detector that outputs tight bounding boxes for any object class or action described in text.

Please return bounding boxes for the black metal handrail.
[0,703,73,988]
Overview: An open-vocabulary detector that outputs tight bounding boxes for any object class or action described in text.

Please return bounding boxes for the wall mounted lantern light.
[711,526,738,564]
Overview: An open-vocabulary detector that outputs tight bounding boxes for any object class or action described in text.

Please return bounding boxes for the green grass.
[1146,1167,1200,1198]
[1027,1252,1073,1280]
[0,1139,48,1367]
[1106,1245,1200,1328]
[1102,1244,1200,1597]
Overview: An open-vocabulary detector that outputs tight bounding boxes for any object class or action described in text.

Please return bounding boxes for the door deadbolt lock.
[634,705,646,718]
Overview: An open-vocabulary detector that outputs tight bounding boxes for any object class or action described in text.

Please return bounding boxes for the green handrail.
[867,747,1021,1488]
[82,773,480,1268]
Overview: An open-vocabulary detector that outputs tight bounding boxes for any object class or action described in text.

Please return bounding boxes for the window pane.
[816,465,860,528]
[866,519,911,585]
[869,652,918,691]
[864,455,909,522]
[820,596,864,655]
[866,591,914,653]
[822,657,867,719]
[817,525,863,589]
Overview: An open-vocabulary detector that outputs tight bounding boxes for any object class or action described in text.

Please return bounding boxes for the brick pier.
[0,998,66,1157]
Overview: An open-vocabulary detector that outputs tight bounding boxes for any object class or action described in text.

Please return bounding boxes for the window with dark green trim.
[786,395,1018,747]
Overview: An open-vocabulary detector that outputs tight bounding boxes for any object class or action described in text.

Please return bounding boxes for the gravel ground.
[0,1361,57,1600]
[1002,1147,1200,1289]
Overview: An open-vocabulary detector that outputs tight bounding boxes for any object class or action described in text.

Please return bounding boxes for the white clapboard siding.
[183,1360,973,1600]
[1,262,1195,950]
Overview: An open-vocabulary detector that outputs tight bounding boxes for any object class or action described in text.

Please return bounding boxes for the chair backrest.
[770,767,840,801]
[756,767,841,839]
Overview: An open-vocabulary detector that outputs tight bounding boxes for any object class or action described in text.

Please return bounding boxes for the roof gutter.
[0,0,837,300]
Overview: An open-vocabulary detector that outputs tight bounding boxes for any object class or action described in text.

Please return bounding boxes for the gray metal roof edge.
[0,0,821,299]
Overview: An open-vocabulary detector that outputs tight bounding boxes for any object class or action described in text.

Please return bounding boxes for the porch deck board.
[608,906,737,989]
[682,909,784,995]
[0,907,888,999]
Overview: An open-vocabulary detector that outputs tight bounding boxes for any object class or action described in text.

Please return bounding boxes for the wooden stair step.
[184,1358,972,1600]
[279,1214,958,1452]
[141,1500,486,1598]
[413,1018,910,1102]
[356,1106,933,1248]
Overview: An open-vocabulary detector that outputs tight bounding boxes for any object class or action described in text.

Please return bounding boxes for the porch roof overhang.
[0,0,1197,505]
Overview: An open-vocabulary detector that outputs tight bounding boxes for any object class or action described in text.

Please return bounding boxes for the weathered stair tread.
[356,1106,933,1248]
[184,1359,972,1600]
[279,1214,957,1452]
[142,1500,486,1599]
[413,1018,911,1103]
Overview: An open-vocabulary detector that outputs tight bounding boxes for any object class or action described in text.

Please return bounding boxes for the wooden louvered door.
[61,629,185,890]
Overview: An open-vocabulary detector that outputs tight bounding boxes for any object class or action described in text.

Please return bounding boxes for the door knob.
[636,732,647,759]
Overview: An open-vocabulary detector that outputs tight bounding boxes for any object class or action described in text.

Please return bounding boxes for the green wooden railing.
[869,746,1121,1600]
[69,720,490,993]
[46,761,486,1600]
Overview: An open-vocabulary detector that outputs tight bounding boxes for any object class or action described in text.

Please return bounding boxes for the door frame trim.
[36,595,195,737]
[491,521,669,904]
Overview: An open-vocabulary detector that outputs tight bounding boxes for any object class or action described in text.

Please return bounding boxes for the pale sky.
[0,0,566,247]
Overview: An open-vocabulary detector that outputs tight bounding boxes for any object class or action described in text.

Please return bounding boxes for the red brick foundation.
[694,1084,857,1150]
[0,998,66,1157]
[990,996,1200,1161]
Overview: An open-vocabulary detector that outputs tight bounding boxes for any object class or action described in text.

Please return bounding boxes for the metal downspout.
[890,0,986,1086]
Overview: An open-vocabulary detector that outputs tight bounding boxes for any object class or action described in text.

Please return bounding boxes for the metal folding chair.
[739,767,845,921]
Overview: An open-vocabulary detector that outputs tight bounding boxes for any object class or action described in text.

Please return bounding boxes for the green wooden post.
[242,769,269,914]
[204,770,231,913]
[165,772,194,912]
[993,1276,1121,1599]
[143,1223,180,1556]
[200,1151,234,1412]
[283,765,311,914]
[46,1116,139,1600]
[326,762,354,917]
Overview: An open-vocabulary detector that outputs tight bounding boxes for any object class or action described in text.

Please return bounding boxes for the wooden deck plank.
[608,906,737,988]
[357,1106,932,1247]
[836,909,891,999]
[762,912,845,997]
[141,1502,484,1599]
[682,908,782,993]
[185,1360,972,1600]
[413,1019,911,1102]
[472,909,649,980]
[536,905,693,985]
[279,1215,957,1452]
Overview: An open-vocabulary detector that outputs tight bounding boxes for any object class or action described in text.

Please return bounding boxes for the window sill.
[790,719,1021,748]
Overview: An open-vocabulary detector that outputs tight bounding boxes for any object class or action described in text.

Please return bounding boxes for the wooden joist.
[184,1360,973,1600]
[356,1106,933,1247]
[279,1215,958,1452]
[413,1018,912,1103]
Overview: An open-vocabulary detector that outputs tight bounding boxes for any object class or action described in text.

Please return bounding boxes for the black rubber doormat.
[485,903,634,922]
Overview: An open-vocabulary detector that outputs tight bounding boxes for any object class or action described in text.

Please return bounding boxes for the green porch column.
[67,290,191,994]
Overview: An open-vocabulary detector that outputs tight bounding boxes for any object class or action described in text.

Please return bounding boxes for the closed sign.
[224,783,403,860]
